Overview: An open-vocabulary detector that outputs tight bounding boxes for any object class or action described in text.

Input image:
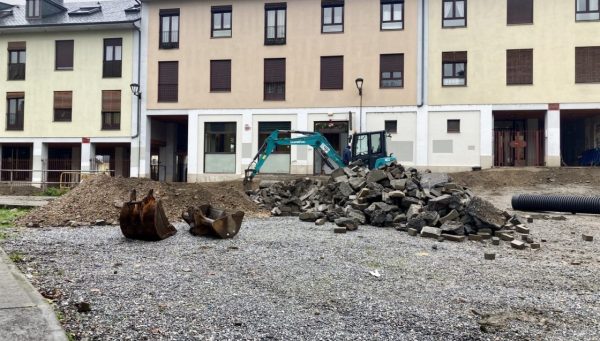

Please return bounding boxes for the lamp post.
[130,83,142,177]
[355,78,364,132]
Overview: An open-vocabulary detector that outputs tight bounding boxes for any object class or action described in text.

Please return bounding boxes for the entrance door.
[1,145,32,181]
[314,121,349,175]
[494,119,544,167]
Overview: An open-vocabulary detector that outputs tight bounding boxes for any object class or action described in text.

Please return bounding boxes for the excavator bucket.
[119,189,177,241]
[182,205,245,239]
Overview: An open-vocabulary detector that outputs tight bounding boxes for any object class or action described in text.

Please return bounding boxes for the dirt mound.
[450,167,600,189]
[17,175,263,227]
[0,185,43,196]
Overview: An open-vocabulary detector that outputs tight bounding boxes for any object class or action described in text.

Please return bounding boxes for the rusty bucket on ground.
[119,189,177,241]
[183,205,244,239]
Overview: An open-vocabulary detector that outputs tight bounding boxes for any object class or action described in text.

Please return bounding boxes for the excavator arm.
[244,130,345,184]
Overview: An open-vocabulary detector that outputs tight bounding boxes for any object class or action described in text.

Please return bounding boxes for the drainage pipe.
[512,194,600,214]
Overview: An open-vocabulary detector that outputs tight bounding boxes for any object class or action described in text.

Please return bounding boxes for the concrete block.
[484,253,496,260]
[468,234,483,242]
[407,228,418,236]
[441,234,465,242]
[530,243,541,249]
[497,232,514,242]
[583,234,594,242]
[420,226,442,239]
[491,237,500,245]
[333,227,347,234]
[511,240,526,250]
[515,225,530,234]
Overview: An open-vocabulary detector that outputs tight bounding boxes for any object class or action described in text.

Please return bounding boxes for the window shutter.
[6,92,24,99]
[265,2,287,9]
[102,90,121,112]
[55,40,74,69]
[264,58,286,83]
[7,41,26,50]
[320,56,344,89]
[158,61,179,102]
[212,5,232,12]
[507,49,533,85]
[507,0,533,25]
[442,51,467,63]
[322,0,344,5]
[159,8,180,15]
[210,60,232,91]
[54,91,72,109]
[381,54,404,72]
[576,47,600,83]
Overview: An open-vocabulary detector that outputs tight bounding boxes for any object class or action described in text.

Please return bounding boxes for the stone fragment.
[390,179,407,190]
[427,194,453,211]
[439,221,464,235]
[299,212,324,222]
[515,225,530,234]
[511,240,526,250]
[497,232,514,242]
[442,234,465,242]
[334,218,358,231]
[338,182,354,198]
[420,226,442,239]
[400,196,421,208]
[366,169,387,183]
[388,190,405,199]
[393,214,407,224]
[484,253,496,260]
[315,218,327,226]
[407,228,418,236]
[530,243,540,249]
[477,232,492,240]
[583,234,594,242]
[342,167,357,177]
[420,173,450,189]
[406,204,422,219]
[491,237,500,245]
[468,234,483,242]
[347,209,366,224]
[333,227,347,234]
[94,219,107,226]
[439,209,460,224]
[348,177,366,191]
[76,302,92,313]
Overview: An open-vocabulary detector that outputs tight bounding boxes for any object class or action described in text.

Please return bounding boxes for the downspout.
[417,0,426,107]
[132,19,142,177]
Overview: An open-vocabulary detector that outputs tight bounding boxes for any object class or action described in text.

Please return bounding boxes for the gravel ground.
[2,185,600,340]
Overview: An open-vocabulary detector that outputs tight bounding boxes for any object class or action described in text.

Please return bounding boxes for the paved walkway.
[0,249,67,341]
[0,196,55,208]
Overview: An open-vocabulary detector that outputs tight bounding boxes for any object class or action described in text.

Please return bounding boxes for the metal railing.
[0,169,114,189]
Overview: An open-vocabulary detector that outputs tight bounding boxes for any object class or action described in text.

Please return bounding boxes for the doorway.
[149,115,188,182]
[313,120,349,175]
[561,110,600,166]
[1,144,32,181]
[493,111,545,167]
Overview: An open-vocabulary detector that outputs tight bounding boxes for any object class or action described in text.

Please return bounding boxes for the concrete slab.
[0,249,67,341]
[0,196,55,208]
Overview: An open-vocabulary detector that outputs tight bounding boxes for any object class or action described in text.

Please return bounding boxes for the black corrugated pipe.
[512,194,600,214]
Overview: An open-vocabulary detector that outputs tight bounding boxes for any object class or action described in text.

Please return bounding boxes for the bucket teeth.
[119,189,177,241]
[183,205,245,239]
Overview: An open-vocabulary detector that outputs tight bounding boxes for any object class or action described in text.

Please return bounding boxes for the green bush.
[41,187,70,197]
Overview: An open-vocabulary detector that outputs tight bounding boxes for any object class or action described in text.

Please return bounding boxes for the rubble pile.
[249,162,538,247]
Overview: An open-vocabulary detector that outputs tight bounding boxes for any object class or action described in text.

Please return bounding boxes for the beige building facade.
[0,0,141,185]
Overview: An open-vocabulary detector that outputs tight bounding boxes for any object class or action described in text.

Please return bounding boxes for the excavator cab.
[351,131,396,169]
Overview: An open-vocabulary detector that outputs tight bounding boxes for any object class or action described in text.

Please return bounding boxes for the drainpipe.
[132,20,142,177]
[417,0,426,108]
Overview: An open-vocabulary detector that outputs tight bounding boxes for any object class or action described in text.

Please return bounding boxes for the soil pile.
[451,168,600,189]
[17,175,262,227]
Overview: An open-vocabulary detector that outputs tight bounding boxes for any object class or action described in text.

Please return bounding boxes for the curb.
[0,248,68,341]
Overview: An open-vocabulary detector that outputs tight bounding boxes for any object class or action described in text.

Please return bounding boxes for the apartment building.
[426,0,600,169]
[140,0,419,182]
[0,0,141,184]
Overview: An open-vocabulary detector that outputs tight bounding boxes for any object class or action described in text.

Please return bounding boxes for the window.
[321,56,344,90]
[442,51,467,86]
[212,6,232,38]
[210,60,231,92]
[205,122,236,153]
[507,49,533,85]
[7,42,26,80]
[158,61,179,102]
[69,6,101,15]
[264,58,286,101]
[322,0,344,33]
[26,0,40,18]
[381,0,403,30]
[385,120,397,134]
[380,54,404,88]
[55,40,74,70]
[447,119,460,133]
[258,122,291,153]
[576,0,600,21]
[6,93,24,131]
[53,91,72,122]
[160,9,180,49]
[443,0,466,27]
[103,38,122,78]
[507,0,533,25]
[265,3,286,45]
[101,90,121,130]
[576,46,600,83]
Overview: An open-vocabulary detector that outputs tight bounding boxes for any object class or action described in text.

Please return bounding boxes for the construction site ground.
[0,168,599,340]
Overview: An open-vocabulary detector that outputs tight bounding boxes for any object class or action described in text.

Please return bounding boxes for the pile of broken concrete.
[249,162,537,248]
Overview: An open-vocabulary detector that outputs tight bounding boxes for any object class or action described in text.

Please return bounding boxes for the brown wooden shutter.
[102,90,121,112]
[442,51,467,63]
[55,40,74,69]
[210,60,232,92]
[7,41,26,50]
[506,49,533,85]
[322,0,344,6]
[507,0,533,25]
[54,91,72,109]
[6,92,24,99]
[264,58,286,83]
[265,2,287,10]
[158,61,179,102]
[380,54,404,72]
[576,47,600,83]
[320,56,344,89]
[159,8,180,15]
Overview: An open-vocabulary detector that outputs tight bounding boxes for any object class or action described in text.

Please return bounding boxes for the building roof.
[0,0,140,29]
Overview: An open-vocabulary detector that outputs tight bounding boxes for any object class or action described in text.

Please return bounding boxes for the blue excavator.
[243,130,397,184]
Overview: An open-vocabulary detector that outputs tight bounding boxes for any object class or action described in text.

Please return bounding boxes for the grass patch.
[8,251,24,263]
[39,187,70,197]
[0,208,29,229]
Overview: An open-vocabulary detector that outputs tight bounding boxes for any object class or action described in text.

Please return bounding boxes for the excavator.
[244,130,397,184]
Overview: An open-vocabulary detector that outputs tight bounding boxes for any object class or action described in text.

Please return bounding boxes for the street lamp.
[355,78,364,132]
[130,83,142,177]
[130,83,141,99]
